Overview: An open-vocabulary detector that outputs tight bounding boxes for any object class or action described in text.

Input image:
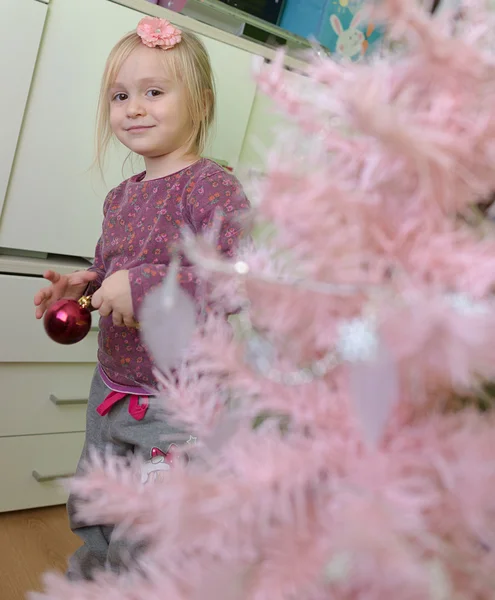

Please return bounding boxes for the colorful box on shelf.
[280,0,383,61]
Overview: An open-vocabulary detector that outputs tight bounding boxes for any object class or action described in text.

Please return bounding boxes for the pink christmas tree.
[33,1,495,598]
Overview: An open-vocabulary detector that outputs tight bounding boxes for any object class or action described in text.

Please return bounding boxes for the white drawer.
[0,273,99,362]
[0,431,84,512]
[0,363,94,437]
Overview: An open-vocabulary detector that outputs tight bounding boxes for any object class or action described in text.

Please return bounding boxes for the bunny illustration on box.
[330,12,365,59]
[319,1,383,62]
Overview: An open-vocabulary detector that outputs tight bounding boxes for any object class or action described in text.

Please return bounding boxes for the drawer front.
[0,432,85,513]
[0,274,99,362]
[0,363,94,437]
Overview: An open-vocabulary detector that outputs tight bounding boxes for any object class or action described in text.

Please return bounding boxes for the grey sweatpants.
[67,368,184,581]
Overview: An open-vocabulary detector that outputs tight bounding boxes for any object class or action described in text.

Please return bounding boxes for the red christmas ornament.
[43,296,92,345]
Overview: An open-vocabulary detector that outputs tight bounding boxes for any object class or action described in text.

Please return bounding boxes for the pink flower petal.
[137,16,182,49]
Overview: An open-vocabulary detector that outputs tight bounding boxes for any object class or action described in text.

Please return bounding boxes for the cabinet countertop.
[109,0,308,71]
[0,254,91,277]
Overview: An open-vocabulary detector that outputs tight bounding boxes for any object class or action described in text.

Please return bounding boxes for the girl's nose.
[127,98,146,118]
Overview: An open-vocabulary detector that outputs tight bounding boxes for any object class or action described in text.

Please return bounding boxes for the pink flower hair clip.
[137,16,182,49]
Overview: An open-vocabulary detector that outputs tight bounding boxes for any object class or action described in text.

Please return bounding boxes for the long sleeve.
[84,235,106,297]
[128,170,250,319]
[83,188,116,297]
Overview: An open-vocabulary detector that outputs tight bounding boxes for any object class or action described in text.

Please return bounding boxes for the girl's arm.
[84,236,106,297]
[128,172,250,318]
[84,189,116,297]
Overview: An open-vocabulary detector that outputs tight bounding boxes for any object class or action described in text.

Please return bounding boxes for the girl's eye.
[112,93,128,102]
[146,89,162,97]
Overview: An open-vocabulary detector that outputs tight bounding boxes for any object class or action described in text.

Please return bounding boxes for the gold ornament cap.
[78,295,92,310]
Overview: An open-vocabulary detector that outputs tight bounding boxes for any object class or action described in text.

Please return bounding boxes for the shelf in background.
[111,0,310,70]
[182,0,311,54]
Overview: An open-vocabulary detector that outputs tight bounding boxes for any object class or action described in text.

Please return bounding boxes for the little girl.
[33,16,249,580]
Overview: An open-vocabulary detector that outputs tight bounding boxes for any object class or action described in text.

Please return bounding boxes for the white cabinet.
[0,274,99,363]
[239,70,305,171]
[0,432,85,512]
[0,0,268,512]
[0,0,47,217]
[0,0,257,258]
[238,90,283,172]
[0,364,91,437]
[0,264,97,512]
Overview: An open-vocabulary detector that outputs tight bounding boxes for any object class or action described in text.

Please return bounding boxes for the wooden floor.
[0,505,81,600]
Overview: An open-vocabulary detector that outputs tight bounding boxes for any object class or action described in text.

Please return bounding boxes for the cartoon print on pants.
[141,445,176,484]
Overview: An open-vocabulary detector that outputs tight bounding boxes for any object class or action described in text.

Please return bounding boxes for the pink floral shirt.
[86,159,249,389]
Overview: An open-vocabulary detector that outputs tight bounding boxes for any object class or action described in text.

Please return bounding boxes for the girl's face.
[109,45,194,159]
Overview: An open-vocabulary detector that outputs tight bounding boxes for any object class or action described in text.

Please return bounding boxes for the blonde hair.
[95,29,215,171]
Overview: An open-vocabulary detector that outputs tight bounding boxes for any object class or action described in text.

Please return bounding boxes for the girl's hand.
[92,270,137,328]
[34,270,98,319]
